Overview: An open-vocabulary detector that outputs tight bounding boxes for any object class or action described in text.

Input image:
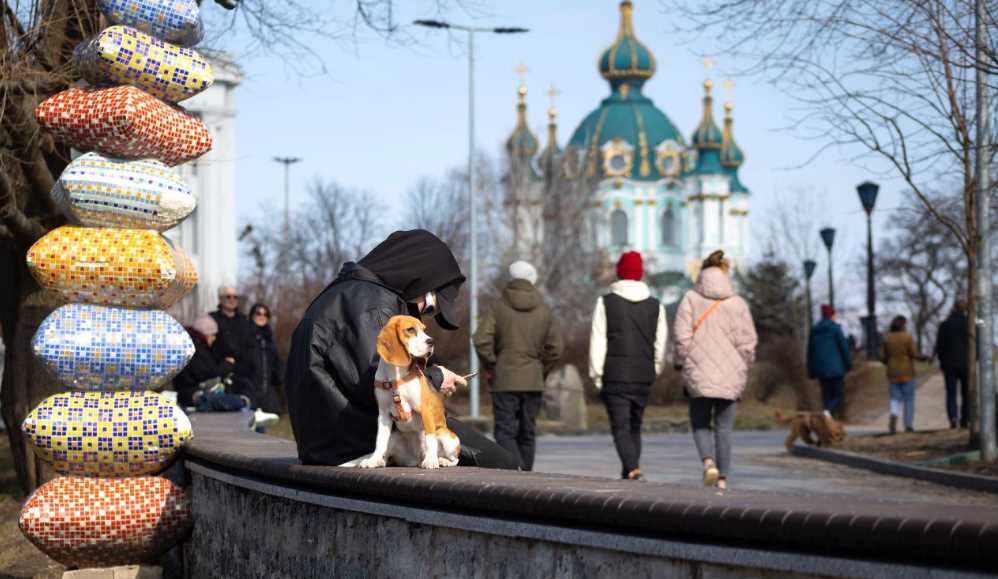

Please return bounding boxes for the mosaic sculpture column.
[16,0,214,570]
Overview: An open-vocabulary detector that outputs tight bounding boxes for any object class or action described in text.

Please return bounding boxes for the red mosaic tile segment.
[34,85,212,166]
[19,476,192,568]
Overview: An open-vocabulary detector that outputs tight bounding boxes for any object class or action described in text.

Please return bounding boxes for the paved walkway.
[858,372,952,432]
[532,430,998,506]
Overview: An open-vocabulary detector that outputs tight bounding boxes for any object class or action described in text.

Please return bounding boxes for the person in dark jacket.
[935,302,969,429]
[173,314,241,410]
[250,303,284,414]
[473,261,562,471]
[590,251,668,481]
[211,286,263,406]
[284,229,519,469]
[807,305,852,416]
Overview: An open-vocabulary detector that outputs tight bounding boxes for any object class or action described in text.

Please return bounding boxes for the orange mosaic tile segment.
[19,476,192,568]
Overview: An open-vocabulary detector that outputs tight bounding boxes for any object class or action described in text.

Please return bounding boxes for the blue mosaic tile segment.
[97,0,204,47]
[32,304,194,391]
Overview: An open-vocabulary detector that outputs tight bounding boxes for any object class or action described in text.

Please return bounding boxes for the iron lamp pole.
[273,156,302,251]
[413,19,529,419]
[819,227,836,310]
[857,181,880,361]
[804,259,817,327]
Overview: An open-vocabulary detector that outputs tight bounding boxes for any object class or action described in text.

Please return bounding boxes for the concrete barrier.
[182,413,998,578]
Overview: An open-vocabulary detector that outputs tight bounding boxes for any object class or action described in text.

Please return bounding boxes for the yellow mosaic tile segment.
[26,226,197,308]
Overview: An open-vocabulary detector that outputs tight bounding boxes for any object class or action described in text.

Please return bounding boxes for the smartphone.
[462,370,479,381]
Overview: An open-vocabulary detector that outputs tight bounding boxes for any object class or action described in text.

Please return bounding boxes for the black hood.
[358,229,466,329]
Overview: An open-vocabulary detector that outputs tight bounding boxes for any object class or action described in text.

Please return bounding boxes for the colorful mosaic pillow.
[97,0,204,47]
[35,85,212,166]
[53,153,195,231]
[75,26,214,103]
[33,304,194,391]
[21,390,193,476]
[26,226,198,309]
[19,476,192,568]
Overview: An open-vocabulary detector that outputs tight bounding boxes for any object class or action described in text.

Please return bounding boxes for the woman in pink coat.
[674,250,757,493]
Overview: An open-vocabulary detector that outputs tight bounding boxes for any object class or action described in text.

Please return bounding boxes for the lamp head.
[820,227,836,251]
[803,259,817,280]
[857,181,880,214]
[413,19,451,28]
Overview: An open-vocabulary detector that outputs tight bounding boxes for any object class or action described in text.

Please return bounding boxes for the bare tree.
[669,0,997,443]
[0,0,467,493]
[242,179,384,360]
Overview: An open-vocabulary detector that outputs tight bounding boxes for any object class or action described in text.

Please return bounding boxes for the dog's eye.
[406,328,416,335]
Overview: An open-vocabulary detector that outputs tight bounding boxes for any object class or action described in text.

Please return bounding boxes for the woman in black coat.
[173,315,239,409]
[250,303,284,413]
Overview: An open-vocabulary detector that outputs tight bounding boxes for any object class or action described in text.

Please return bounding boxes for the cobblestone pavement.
[532,431,998,506]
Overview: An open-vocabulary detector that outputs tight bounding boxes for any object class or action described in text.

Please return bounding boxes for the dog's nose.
[426,337,435,347]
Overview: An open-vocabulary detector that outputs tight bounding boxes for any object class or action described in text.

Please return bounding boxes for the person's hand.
[438,366,467,397]
[225,357,235,364]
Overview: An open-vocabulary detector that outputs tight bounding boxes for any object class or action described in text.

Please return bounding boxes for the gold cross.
[547,84,559,107]
[514,62,529,85]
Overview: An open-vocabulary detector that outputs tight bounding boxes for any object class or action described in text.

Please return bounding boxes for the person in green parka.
[474,261,563,471]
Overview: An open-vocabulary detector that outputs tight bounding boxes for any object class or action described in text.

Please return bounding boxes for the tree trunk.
[1,257,58,494]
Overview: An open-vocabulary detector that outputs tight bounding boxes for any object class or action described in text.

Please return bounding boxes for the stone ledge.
[790,444,998,494]
[184,413,998,572]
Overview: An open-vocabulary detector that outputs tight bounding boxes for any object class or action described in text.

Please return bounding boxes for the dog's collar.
[375,366,424,390]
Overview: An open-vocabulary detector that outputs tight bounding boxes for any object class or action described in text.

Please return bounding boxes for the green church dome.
[567,1,685,181]
[691,80,723,150]
[720,101,745,168]
[506,84,539,158]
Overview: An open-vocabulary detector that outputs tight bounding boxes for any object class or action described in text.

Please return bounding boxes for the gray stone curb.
[790,444,998,494]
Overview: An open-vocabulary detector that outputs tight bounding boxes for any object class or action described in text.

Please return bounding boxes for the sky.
[220,0,909,322]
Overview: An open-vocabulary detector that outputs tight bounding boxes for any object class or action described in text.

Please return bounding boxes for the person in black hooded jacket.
[285,229,519,469]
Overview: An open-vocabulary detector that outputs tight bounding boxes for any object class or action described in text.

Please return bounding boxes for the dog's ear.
[377,317,412,367]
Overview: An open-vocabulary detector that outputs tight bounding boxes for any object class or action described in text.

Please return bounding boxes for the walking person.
[473,261,562,471]
[674,250,757,493]
[935,302,969,429]
[250,303,284,414]
[807,305,852,417]
[883,315,919,434]
[211,286,263,407]
[589,251,667,481]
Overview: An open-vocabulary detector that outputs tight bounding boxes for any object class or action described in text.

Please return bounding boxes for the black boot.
[889,415,897,435]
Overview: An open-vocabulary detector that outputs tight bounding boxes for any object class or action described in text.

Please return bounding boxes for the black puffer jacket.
[285,230,465,466]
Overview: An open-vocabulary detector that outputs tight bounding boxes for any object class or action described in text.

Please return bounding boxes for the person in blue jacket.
[807,305,853,416]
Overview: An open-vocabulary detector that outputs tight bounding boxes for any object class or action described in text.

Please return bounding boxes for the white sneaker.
[252,409,279,429]
[703,462,720,487]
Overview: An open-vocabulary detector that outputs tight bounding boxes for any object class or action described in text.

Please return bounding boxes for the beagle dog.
[357,315,461,469]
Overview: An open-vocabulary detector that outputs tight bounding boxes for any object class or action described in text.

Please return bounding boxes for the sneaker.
[626,468,646,481]
[889,415,897,435]
[715,478,728,495]
[252,409,279,429]
[703,462,720,487]
[905,426,914,433]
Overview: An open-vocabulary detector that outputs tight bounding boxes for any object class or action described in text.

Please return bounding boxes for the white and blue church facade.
[503,0,750,297]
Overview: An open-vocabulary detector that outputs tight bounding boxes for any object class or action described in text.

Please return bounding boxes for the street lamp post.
[273,156,302,250]
[413,19,529,419]
[820,227,836,310]
[804,259,817,327]
[857,181,880,361]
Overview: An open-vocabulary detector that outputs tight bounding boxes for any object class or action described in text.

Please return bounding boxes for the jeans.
[818,377,845,414]
[492,392,544,471]
[601,382,651,478]
[688,397,737,477]
[889,380,916,429]
[943,368,969,427]
[449,418,519,469]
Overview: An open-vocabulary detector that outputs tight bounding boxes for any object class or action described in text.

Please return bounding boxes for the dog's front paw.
[438,456,459,467]
[359,456,386,469]
[419,457,440,469]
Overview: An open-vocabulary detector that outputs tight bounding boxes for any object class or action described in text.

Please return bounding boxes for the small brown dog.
[774,410,846,451]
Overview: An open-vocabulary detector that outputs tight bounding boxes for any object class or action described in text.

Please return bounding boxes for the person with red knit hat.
[589,251,668,481]
[807,303,852,417]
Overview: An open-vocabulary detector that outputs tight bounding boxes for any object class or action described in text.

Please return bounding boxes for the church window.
[611,209,628,246]
[662,208,676,246]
